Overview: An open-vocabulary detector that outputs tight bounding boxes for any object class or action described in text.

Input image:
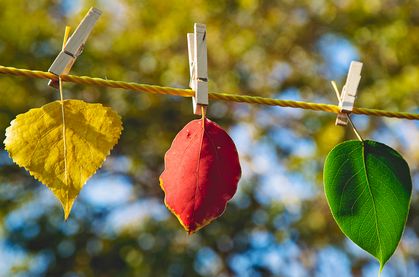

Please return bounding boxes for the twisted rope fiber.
[1,65,418,120]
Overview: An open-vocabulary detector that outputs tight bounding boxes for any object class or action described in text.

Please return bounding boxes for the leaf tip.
[62,199,75,221]
[63,212,71,221]
[378,260,386,275]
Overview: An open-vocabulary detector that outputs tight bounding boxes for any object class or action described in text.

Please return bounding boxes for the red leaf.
[160,118,241,233]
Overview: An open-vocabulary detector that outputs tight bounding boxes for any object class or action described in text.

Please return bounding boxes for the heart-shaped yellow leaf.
[4,100,122,219]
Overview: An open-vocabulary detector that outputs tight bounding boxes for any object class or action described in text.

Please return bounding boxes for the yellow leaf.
[4,100,122,219]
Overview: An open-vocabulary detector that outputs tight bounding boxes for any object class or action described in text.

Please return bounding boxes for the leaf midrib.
[362,142,383,262]
[191,121,205,231]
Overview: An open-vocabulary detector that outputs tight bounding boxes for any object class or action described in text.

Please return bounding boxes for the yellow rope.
[0,65,418,120]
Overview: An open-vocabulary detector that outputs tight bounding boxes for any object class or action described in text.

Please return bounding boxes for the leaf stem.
[347,115,364,141]
[331,81,341,102]
[201,106,206,129]
[62,26,71,49]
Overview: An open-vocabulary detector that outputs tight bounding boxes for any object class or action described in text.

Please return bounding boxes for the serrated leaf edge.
[4,100,123,219]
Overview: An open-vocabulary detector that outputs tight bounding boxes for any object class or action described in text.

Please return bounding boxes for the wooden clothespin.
[48,7,102,88]
[335,61,363,126]
[188,23,208,115]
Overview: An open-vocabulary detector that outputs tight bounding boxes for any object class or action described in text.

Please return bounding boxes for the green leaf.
[324,140,412,270]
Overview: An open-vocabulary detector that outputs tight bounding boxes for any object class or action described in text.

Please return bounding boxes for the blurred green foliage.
[0,0,418,276]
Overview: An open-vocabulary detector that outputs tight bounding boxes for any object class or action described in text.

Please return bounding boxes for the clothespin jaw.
[188,23,208,115]
[335,61,363,126]
[48,7,102,88]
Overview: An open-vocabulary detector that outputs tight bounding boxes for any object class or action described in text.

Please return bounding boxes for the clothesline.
[0,65,418,120]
